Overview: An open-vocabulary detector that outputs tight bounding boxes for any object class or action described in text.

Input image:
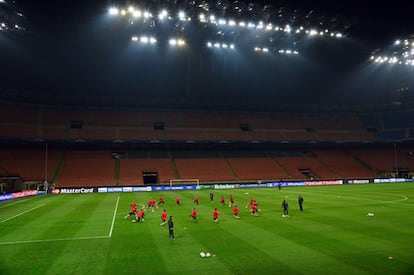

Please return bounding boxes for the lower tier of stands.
[1,146,412,187]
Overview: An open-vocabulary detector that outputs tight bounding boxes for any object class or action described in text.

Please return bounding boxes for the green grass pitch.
[1,183,414,274]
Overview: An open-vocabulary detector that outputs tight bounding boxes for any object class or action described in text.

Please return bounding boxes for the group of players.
[124,193,304,223]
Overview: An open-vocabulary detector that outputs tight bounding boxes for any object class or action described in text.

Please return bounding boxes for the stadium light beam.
[108,7,119,15]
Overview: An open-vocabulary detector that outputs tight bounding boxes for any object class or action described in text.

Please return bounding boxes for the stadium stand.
[226,157,287,181]
[0,125,39,139]
[275,156,338,179]
[0,148,59,181]
[163,129,207,141]
[58,150,115,186]
[172,150,235,181]
[312,149,376,178]
[119,158,175,185]
[1,101,414,187]
[347,147,398,176]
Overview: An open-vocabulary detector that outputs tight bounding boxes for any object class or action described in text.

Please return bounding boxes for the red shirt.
[194,196,199,202]
[176,197,181,203]
[132,205,137,212]
[233,206,239,215]
[137,209,144,218]
[161,211,167,220]
[249,198,254,206]
[229,195,234,202]
[220,197,225,203]
[213,210,219,219]
[191,209,197,218]
[159,196,164,202]
[251,204,257,212]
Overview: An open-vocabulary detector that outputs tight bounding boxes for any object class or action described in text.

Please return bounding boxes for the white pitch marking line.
[0,198,33,209]
[109,196,120,237]
[0,235,110,246]
[0,204,45,224]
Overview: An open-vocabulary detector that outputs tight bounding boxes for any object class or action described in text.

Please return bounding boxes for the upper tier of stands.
[1,102,397,143]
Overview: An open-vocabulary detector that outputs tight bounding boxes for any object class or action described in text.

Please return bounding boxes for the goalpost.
[169,179,200,188]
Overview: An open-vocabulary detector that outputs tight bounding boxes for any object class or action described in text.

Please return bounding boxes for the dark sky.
[1,0,413,109]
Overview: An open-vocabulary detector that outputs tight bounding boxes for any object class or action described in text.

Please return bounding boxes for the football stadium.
[1,0,414,274]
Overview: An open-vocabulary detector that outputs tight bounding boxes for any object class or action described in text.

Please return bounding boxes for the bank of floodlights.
[0,0,26,33]
[107,2,347,39]
[131,35,157,44]
[108,1,351,57]
[206,41,235,50]
[370,36,414,67]
[169,38,186,47]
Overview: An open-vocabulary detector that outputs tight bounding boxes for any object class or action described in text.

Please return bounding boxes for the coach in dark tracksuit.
[168,216,175,240]
[298,194,304,211]
[282,200,289,216]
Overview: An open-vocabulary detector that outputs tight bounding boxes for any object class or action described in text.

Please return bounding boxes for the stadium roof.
[1,0,413,111]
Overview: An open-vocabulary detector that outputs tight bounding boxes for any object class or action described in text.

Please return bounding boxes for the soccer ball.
[206,252,211,257]
[200,252,206,258]
[367,213,374,217]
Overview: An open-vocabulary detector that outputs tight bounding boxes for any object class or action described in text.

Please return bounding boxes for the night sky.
[1,0,413,110]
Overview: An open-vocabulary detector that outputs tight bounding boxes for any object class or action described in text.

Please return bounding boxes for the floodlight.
[247,22,255,28]
[131,36,138,41]
[199,14,206,22]
[121,9,127,16]
[207,42,212,47]
[170,38,185,47]
[222,43,228,48]
[266,24,273,31]
[229,20,236,26]
[229,44,235,49]
[108,7,119,15]
[309,29,317,36]
[209,15,216,23]
[143,11,151,18]
[218,19,226,25]
[335,33,343,38]
[141,36,149,43]
[128,6,135,13]
[149,37,157,44]
[178,11,186,21]
[159,10,168,20]
[132,10,141,18]
[262,48,269,52]
[214,43,220,48]
[239,22,246,27]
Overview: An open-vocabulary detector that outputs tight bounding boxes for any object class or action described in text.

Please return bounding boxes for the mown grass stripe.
[0,204,45,223]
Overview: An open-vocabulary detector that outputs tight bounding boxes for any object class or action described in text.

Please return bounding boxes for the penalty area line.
[0,235,110,246]
[0,198,33,209]
[109,196,120,237]
[0,204,45,224]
